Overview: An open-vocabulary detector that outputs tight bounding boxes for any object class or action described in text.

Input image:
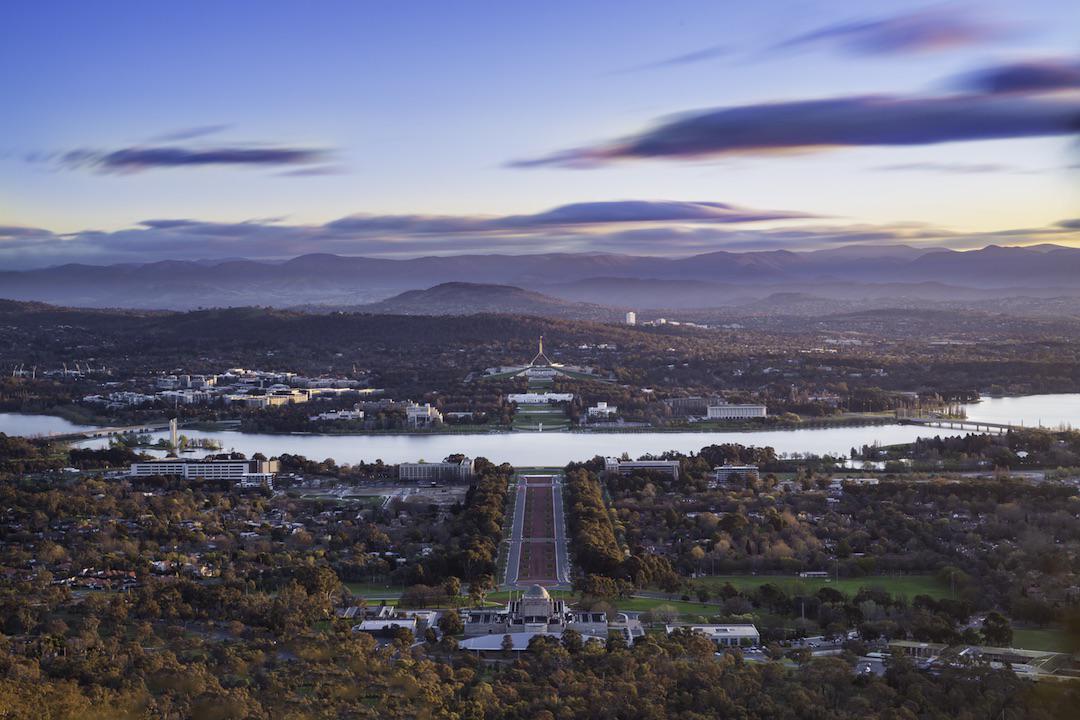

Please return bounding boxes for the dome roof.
[523,584,551,600]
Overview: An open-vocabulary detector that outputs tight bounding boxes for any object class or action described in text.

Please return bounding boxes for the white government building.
[706,403,767,419]
[508,392,574,404]
[459,585,645,651]
[398,457,475,482]
[129,458,278,487]
[586,401,618,418]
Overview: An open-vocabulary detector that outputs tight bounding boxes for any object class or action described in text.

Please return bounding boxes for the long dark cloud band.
[61,144,330,173]
[513,91,1080,167]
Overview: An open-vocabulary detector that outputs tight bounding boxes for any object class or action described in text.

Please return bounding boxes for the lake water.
[960,393,1079,429]
[1,394,1075,467]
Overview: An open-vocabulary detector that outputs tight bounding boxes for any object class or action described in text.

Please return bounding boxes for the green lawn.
[512,405,571,430]
[1012,627,1072,653]
[615,598,719,615]
[345,582,405,597]
[488,590,716,618]
[695,574,951,600]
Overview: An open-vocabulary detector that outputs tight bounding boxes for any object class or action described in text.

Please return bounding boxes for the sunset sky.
[1,0,1078,267]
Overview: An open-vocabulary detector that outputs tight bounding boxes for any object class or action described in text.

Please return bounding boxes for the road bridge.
[34,422,173,443]
[896,412,1021,433]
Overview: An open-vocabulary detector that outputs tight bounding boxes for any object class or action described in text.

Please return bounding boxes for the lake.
[0,393,1075,467]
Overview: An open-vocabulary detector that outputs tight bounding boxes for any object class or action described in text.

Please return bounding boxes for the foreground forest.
[3,626,1077,719]
[2,433,1079,718]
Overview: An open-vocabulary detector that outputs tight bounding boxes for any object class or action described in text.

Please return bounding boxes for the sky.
[1,0,1078,268]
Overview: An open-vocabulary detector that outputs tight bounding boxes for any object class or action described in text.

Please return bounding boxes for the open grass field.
[695,574,951,599]
[1012,627,1073,653]
[344,582,405,597]
[512,405,570,430]
[486,590,715,617]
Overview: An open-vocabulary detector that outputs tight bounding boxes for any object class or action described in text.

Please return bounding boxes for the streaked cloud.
[148,125,232,142]
[326,200,812,235]
[955,57,1080,94]
[512,56,1080,168]
[873,162,1015,174]
[616,44,730,73]
[58,143,332,174]
[514,93,1080,167]
[2,208,1078,269]
[773,7,1008,57]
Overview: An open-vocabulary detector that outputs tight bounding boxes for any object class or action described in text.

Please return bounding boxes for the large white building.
[406,402,443,427]
[507,392,574,404]
[586,401,618,418]
[398,457,474,482]
[129,458,278,487]
[706,403,767,419]
[309,408,365,422]
[462,587,643,643]
[625,311,636,326]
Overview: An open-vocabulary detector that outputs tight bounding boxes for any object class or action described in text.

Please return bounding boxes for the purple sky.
[1,1,1078,267]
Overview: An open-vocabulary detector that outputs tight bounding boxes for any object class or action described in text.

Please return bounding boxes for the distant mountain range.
[1,244,1078,312]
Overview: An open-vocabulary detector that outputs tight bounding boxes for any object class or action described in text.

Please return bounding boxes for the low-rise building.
[667,624,760,647]
[406,402,443,427]
[309,408,365,422]
[462,585,634,642]
[507,392,574,404]
[129,458,278,487]
[352,618,417,636]
[712,465,760,486]
[586,401,618,419]
[604,457,680,480]
[706,403,767,419]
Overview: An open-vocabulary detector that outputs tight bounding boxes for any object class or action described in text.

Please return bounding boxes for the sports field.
[1011,627,1072,653]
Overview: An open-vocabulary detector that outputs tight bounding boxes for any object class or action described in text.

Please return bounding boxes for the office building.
[398,457,474,482]
[586,401,618,418]
[507,392,574,404]
[625,311,636,325]
[129,458,278,487]
[712,465,760,485]
[406,402,443,427]
[604,457,680,480]
[309,408,365,421]
[666,624,760,647]
[706,403,767,419]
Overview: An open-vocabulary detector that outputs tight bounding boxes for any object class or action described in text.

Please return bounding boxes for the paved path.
[551,474,571,585]
[504,477,528,586]
[503,471,571,589]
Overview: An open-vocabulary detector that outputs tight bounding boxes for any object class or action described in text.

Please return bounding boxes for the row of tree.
[564,466,680,593]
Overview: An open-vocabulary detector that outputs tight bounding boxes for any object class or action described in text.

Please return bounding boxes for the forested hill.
[344,282,620,321]
[0,300,652,375]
